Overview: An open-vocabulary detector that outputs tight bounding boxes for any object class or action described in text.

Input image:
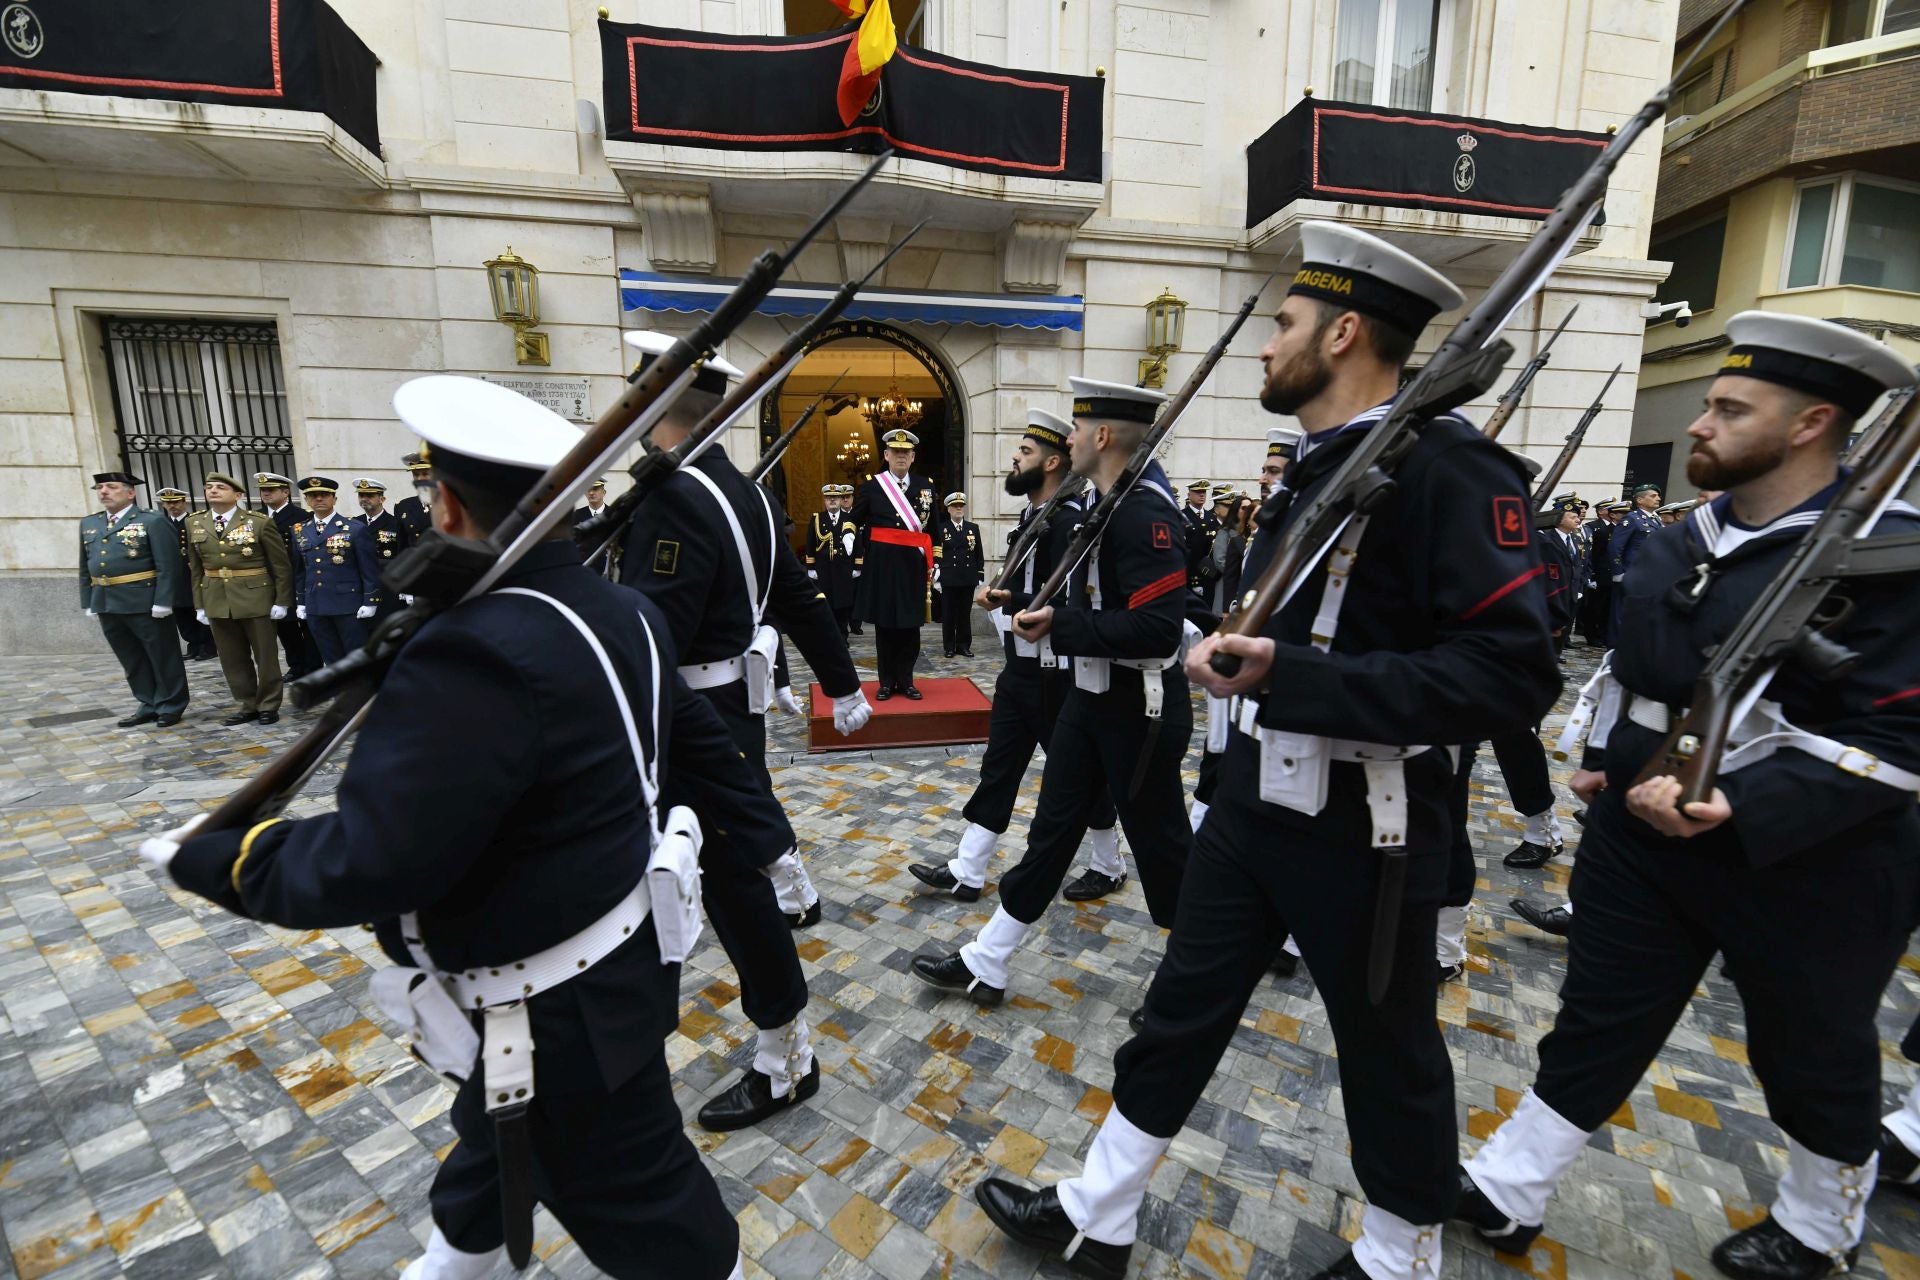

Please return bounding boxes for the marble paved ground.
[4,636,1920,1280]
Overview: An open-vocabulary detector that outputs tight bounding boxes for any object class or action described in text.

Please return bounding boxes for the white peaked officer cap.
[393,376,582,486]
[621,330,744,394]
[1290,220,1465,337]
[1024,408,1071,451]
[1719,312,1916,418]
[1068,376,1167,425]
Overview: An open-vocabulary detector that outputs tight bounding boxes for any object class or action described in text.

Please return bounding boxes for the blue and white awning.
[618,269,1083,332]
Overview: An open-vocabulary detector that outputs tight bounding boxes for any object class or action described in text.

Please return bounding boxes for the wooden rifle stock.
[1531,362,1620,507]
[1632,370,1920,806]
[988,474,1087,594]
[748,375,845,483]
[1483,305,1577,443]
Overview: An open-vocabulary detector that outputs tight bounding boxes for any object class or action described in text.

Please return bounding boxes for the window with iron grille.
[101,317,295,503]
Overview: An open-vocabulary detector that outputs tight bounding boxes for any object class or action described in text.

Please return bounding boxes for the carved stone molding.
[634,188,718,275]
[836,216,893,282]
[1001,219,1079,293]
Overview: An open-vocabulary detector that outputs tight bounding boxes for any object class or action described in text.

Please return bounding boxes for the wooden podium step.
[806,677,992,752]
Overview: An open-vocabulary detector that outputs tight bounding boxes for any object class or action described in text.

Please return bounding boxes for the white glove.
[83,608,96,618]
[195,609,209,625]
[295,605,308,620]
[933,567,942,589]
[842,532,855,556]
[832,690,874,736]
[852,569,862,579]
[806,569,819,581]
[270,604,288,621]
[400,593,416,605]
[774,686,802,715]
[137,813,207,874]
[151,605,173,619]
[355,605,376,620]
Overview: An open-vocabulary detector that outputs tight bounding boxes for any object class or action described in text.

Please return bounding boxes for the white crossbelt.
[1071,528,1179,717]
[680,468,780,711]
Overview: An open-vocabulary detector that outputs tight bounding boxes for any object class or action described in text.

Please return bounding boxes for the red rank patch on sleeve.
[1493,496,1527,547]
[1152,522,1172,549]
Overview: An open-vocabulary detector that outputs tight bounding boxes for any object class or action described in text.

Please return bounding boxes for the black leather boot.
[1453,1164,1543,1255]
[1512,898,1573,936]
[1503,836,1563,869]
[696,1060,820,1132]
[910,951,1003,1006]
[908,862,981,902]
[1710,1217,1857,1279]
[1307,1253,1369,1279]
[1062,869,1125,901]
[974,1179,1130,1280]
[1879,1123,1920,1193]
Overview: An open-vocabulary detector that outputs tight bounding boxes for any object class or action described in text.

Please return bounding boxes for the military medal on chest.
[325,530,351,565]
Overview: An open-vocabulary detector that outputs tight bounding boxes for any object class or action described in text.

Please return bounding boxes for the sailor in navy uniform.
[936,493,984,656]
[1458,315,1920,1280]
[912,378,1193,1018]
[1259,425,1301,501]
[351,477,408,622]
[394,452,436,544]
[851,429,939,698]
[256,471,316,679]
[975,225,1559,1280]
[1606,481,1664,636]
[908,409,1130,906]
[146,377,774,1280]
[615,330,874,1131]
[803,484,859,638]
[290,477,378,669]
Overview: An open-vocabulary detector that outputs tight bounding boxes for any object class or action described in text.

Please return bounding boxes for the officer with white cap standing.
[351,476,408,621]
[615,330,873,1131]
[1458,313,1920,1280]
[851,427,940,697]
[974,223,1559,1280]
[935,491,983,656]
[911,379,1193,1019]
[149,375,781,1280]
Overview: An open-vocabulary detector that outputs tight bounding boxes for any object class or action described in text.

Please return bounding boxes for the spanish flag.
[830,0,897,126]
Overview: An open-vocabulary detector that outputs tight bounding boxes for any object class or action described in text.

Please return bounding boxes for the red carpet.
[807,677,992,752]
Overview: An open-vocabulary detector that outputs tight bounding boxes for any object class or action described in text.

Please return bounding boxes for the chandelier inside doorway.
[860,353,924,436]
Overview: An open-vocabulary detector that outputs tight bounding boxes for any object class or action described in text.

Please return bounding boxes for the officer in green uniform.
[185,472,294,725]
[80,471,189,726]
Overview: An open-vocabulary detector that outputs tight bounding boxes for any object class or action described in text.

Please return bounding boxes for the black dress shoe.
[1711,1216,1856,1279]
[1503,837,1563,869]
[258,711,280,725]
[696,1060,820,1132]
[117,711,158,727]
[962,649,974,657]
[1272,947,1300,978]
[786,900,822,930]
[221,710,260,726]
[876,685,893,701]
[1438,961,1466,984]
[155,714,183,727]
[911,951,1003,1006]
[1062,869,1125,902]
[909,862,981,902]
[1880,1123,1920,1192]
[1453,1164,1543,1254]
[1512,898,1572,937]
[1307,1252,1369,1279]
[974,1180,1130,1280]
[1128,1006,1145,1034]
[904,686,924,700]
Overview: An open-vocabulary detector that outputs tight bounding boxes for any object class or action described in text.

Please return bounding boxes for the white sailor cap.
[1068,376,1166,425]
[1024,408,1070,451]
[1291,221,1465,338]
[621,330,743,395]
[1266,424,1304,457]
[254,471,293,488]
[392,375,581,489]
[821,483,838,495]
[945,491,968,507]
[1720,312,1916,418]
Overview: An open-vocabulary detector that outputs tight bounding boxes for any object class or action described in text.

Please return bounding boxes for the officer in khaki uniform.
[186,471,294,724]
[80,470,190,726]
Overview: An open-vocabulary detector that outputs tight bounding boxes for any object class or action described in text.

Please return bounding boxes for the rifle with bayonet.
[1483,305,1577,442]
[1016,276,1276,614]
[749,372,848,483]
[574,219,927,567]
[1531,362,1621,507]
[198,150,895,837]
[1633,374,1920,805]
[1208,0,1750,1009]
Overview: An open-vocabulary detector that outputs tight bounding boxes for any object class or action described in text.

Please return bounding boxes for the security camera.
[1643,300,1692,328]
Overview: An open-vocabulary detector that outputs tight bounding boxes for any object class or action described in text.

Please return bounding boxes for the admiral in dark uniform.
[256,471,316,678]
[908,409,1128,907]
[1179,478,1217,595]
[1606,481,1664,636]
[1459,314,1920,1280]
[616,330,873,1131]
[80,471,189,726]
[976,225,1559,1280]
[156,486,217,660]
[289,477,377,669]
[146,375,773,1280]
[802,483,859,638]
[912,378,1193,1020]
[936,492,983,656]
[851,429,938,698]
[351,477,408,621]
[394,452,436,544]
[571,477,609,526]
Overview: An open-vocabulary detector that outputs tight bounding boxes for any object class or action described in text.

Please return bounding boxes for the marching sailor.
[1457,314,1920,1280]
[851,429,939,698]
[974,224,1559,1280]
[910,379,1193,1013]
[615,331,874,1130]
[908,409,1130,906]
[145,376,780,1280]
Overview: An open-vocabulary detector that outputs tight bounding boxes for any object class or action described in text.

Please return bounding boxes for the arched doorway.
[759,321,964,543]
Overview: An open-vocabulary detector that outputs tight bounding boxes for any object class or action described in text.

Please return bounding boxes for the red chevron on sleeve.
[1129,569,1188,609]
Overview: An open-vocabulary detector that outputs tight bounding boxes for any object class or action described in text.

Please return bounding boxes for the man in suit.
[155,486,217,660]
[851,429,939,699]
[352,477,407,621]
[255,471,315,678]
[187,472,294,725]
[289,476,378,670]
[80,471,189,727]
[936,493,984,657]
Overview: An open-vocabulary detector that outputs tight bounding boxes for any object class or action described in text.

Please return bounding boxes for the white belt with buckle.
[679,655,745,690]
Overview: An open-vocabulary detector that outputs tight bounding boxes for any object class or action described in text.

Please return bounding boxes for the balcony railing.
[1664,27,1920,149]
